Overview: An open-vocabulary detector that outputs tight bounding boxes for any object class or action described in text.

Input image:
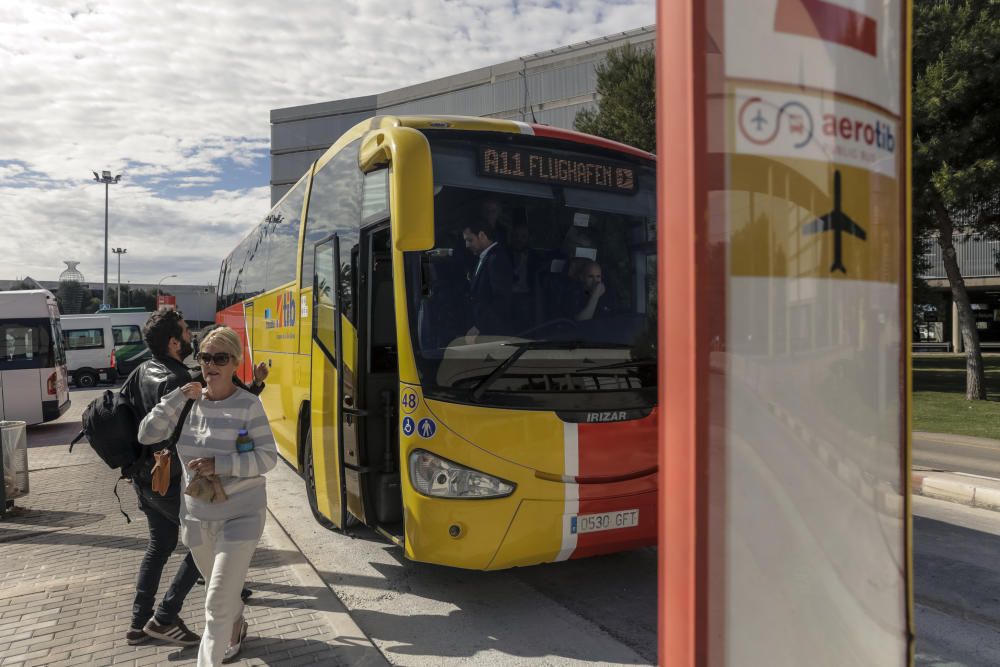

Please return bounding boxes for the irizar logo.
[586,411,629,423]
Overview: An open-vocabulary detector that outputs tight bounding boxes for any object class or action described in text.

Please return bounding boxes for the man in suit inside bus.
[463,217,513,339]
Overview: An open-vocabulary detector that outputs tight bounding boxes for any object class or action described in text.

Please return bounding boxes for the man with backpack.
[120,311,266,646]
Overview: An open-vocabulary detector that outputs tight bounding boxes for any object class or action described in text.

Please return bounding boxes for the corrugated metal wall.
[269,26,654,204]
[921,236,1000,279]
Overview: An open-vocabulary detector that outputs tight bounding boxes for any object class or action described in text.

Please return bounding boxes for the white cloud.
[0,0,654,286]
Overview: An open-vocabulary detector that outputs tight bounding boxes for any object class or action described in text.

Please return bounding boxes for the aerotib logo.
[735,88,897,176]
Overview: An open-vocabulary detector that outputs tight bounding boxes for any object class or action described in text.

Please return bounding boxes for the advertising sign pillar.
[657,1,912,665]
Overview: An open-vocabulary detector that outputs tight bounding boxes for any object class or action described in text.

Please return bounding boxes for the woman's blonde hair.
[199,326,243,365]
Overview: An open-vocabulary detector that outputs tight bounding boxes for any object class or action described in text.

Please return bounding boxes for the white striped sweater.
[138,386,278,522]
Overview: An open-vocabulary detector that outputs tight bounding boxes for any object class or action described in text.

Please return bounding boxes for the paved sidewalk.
[0,424,386,667]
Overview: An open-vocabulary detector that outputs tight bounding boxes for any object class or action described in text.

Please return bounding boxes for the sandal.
[222,617,248,663]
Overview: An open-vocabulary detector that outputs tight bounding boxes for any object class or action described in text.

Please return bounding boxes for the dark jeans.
[131,480,200,629]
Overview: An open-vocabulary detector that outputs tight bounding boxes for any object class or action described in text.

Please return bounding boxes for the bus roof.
[0,289,57,318]
[314,114,655,171]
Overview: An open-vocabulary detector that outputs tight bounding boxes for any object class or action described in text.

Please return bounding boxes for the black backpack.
[70,390,141,471]
[70,389,141,521]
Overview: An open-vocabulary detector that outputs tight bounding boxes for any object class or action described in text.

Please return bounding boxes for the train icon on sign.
[738,96,814,149]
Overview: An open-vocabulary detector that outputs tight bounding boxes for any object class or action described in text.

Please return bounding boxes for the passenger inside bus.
[567,260,612,321]
[462,217,513,339]
[413,183,653,346]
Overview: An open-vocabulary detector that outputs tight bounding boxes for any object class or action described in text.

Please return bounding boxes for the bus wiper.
[571,358,656,373]
[471,341,630,401]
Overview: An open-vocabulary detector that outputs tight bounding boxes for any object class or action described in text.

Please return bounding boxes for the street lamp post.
[112,247,127,307]
[92,170,122,309]
[157,274,177,310]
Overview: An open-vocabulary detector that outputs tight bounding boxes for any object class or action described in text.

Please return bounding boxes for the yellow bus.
[216,116,657,569]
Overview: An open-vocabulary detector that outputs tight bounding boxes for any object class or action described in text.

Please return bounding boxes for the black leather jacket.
[120,356,263,487]
[120,356,196,486]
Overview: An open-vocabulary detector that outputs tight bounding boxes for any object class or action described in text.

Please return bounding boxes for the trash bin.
[1,420,28,518]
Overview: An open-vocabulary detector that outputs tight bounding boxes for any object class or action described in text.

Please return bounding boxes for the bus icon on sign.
[402,417,415,436]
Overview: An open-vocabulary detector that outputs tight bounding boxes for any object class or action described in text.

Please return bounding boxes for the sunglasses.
[197,352,232,366]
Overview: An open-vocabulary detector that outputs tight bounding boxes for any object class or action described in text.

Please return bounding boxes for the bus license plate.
[571,509,639,535]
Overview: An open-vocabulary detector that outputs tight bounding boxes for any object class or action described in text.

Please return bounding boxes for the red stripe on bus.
[216,303,252,384]
[572,411,659,557]
[530,125,656,161]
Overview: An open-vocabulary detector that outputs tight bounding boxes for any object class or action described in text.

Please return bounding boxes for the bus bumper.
[42,398,71,423]
[403,485,657,571]
[488,489,658,570]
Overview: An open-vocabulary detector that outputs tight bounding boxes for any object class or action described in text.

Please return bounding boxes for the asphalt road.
[914,495,1000,667]
[914,432,1000,478]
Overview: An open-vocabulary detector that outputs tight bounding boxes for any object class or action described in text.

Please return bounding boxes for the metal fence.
[921,235,1000,279]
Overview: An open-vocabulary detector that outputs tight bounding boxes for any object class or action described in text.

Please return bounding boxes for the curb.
[263,509,389,666]
[912,470,1000,513]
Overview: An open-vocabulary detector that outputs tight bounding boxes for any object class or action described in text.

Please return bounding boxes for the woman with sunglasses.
[137,326,277,666]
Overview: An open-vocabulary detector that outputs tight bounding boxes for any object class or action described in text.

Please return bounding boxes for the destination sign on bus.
[477,145,637,193]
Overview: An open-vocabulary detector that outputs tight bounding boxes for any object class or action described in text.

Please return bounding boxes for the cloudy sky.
[0,0,653,290]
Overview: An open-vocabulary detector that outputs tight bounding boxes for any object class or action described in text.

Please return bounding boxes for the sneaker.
[125,627,149,645]
[222,618,248,663]
[143,617,201,646]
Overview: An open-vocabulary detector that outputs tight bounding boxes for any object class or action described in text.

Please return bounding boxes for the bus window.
[0,320,53,369]
[301,141,363,288]
[113,325,142,345]
[403,138,657,412]
[64,328,105,350]
[265,176,306,290]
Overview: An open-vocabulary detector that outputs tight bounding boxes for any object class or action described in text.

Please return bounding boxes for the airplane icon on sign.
[802,170,866,274]
[751,110,767,131]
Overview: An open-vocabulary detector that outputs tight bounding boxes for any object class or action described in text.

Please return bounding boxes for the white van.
[0,289,71,425]
[60,315,117,387]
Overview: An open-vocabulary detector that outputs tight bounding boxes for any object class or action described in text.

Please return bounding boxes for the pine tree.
[574,44,655,153]
[914,0,1000,399]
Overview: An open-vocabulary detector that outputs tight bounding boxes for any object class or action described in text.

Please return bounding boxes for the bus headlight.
[409,449,515,499]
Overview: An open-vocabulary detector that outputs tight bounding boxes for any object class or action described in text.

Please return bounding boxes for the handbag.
[151,399,195,496]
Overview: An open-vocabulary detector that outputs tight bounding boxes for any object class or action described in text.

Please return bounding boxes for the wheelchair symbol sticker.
[402,417,416,437]
[417,418,437,438]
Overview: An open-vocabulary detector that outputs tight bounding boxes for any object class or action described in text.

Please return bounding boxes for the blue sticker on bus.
[402,416,415,437]
[401,388,419,414]
[570,516,578,534]
[417,418,437,438]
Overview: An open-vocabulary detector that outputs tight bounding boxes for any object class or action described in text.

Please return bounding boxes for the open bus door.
[308,234,366,529]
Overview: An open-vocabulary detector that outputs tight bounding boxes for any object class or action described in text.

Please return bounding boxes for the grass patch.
[913,354,1000,437]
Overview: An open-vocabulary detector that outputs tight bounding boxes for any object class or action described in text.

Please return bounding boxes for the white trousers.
[183,511,264,667]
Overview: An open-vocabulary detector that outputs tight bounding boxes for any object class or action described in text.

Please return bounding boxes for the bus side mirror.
[359,126,435,252]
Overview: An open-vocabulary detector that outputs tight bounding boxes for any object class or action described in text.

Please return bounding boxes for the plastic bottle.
[235,429,255,453]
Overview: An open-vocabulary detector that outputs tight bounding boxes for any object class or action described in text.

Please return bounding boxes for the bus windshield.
[0,319,56,370]
[404,135,656,411]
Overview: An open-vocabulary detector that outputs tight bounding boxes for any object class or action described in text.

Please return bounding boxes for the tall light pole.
[93,170,122,309]
[157,274,177,310]
[112,247,127,307]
